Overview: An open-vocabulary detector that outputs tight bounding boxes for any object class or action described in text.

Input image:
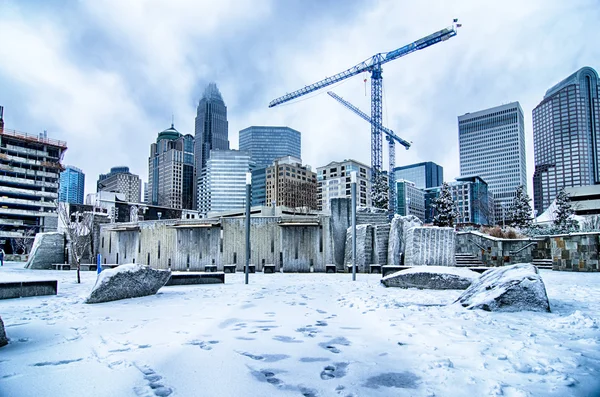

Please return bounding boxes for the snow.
[387,265,480,278]
[1,261,600,396]
[93,263,144,288]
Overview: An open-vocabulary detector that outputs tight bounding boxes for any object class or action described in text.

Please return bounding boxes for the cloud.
[0,0,598,199]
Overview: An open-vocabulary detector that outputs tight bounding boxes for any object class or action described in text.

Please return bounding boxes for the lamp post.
[245,172,251,285]
[351,171,357,281]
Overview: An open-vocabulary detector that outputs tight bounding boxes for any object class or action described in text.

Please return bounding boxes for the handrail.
[467,238,487,252]
[0,128,67,148]
[509,241,537,255]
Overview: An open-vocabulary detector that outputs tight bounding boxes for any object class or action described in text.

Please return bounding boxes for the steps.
[533,258,553,270]
[455,253,485,267]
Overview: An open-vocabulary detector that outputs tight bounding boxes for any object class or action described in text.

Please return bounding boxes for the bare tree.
[57,203,94,284]
[10,227,36,255]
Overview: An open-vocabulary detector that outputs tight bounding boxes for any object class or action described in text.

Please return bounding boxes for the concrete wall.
[98,215,333,273]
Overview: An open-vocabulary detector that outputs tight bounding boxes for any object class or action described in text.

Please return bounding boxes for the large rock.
[85,264,171,304]
[24,232,65,269]
[373,224,390,265]
[0,316,7,347]
[455,263,551,312]
[387,215,422,266]
[343,224,373,273]
[381,266,479,289]
[404,227,455,267]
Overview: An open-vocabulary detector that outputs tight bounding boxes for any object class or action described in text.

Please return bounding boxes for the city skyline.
[0,1,598,198]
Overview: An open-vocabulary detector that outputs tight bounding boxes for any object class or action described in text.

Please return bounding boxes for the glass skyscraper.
[458,102,527,224]
[198,150,252,217]
[533,66,600,215]
[59,166,85,204]
[195,83,229,209]
[239,126,301,169]
[394,162,443,190]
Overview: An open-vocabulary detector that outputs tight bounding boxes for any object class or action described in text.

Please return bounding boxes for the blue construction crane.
[327,91,410,215]
[269,20,460,211]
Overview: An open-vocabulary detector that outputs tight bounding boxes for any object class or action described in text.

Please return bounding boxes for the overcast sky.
[1,0,599,197]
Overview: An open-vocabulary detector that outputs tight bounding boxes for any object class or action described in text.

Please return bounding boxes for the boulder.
[344,224,373,273]
[381,266,479,289]
[24,232,65,269]
[454,263,551,312]
[85,264,171,304]
[387,215,422,266]
[404,227,455,267]
[0,316,7,347]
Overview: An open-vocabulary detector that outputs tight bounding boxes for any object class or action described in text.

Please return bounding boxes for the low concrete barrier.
[263,264,275,274]
[0,280,58,300]
[223,265,236,274]
[165,272,225,286]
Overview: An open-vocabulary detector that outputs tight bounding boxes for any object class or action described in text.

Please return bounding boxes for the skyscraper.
[266,156,317,210]
[97,166,142,203]
[148,124,195,209]
[533,66,600,215]
[458,102,527,223]
[239,126,301,169]
[59,166,85,204]
[198,150,252,217]
[394,162,443,190]
[317,159,371,211]
[195,83,229,208]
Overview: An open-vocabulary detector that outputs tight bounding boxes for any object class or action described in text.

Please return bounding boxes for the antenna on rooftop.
[171,114,174,128]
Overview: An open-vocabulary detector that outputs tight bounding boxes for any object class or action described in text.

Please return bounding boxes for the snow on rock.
[455,263,551,312]
[381,266,479,289]
[85,264,171,304]
[0,316,8,347]
[404,226,456,267]
[24,232,65,269]
[387,215,422,266]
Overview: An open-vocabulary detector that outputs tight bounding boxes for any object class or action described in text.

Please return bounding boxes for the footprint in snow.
[272,335,303,343]
[134,365,173,397]
[320,363,349,380]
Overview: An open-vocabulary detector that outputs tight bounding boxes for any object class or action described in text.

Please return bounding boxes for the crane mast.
[327,91,410,215]
[269,20,460,212]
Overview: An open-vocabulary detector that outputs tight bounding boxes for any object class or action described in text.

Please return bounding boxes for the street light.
[245,172,252,285]
[351,171,357,281]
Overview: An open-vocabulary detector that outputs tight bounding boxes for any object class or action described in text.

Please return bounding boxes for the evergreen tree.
[432,182,459,227]
[553,189,579,232]
[507,185,532,228]
[371,172,389,210]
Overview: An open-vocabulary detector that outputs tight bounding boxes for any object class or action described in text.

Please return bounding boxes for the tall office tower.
[394,162,443,190]
[195,83,229,208]
[239,126,301,168]
[198,150,252,217]
[97,166,142,203]
[0,117,67,248]
[148,124,195,209]
[317,159,371,211]
[143,182,149,203]
[458,102,527,223]
[533,66,600,215]
[395,180,426,221]
[266,156,317,210]
[59,166,85,204]
[424,177,494,225]
[0,106,4,132]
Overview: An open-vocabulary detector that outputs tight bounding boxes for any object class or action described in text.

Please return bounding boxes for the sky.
[0,0,599,198]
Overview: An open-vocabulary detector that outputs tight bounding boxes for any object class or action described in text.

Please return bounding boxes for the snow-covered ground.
[1,262,599,397]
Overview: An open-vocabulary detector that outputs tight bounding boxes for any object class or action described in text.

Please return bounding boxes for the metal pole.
[245,172,251,285]
[351,171,357,281]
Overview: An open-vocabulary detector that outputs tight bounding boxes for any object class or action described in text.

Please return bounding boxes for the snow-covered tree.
[432,182,459,227]
[553,189,579,232]
[507,185,532,228]
[371,172,389,210]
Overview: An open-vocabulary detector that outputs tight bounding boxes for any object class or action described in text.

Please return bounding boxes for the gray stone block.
[455,263,551,312]
[343,224,373,273]
[85,264,171,304]
[381,266,479,290]
[388,215,422,266]
[404,227,456,267]
[25,232,65,270]
[0,316,7,347]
